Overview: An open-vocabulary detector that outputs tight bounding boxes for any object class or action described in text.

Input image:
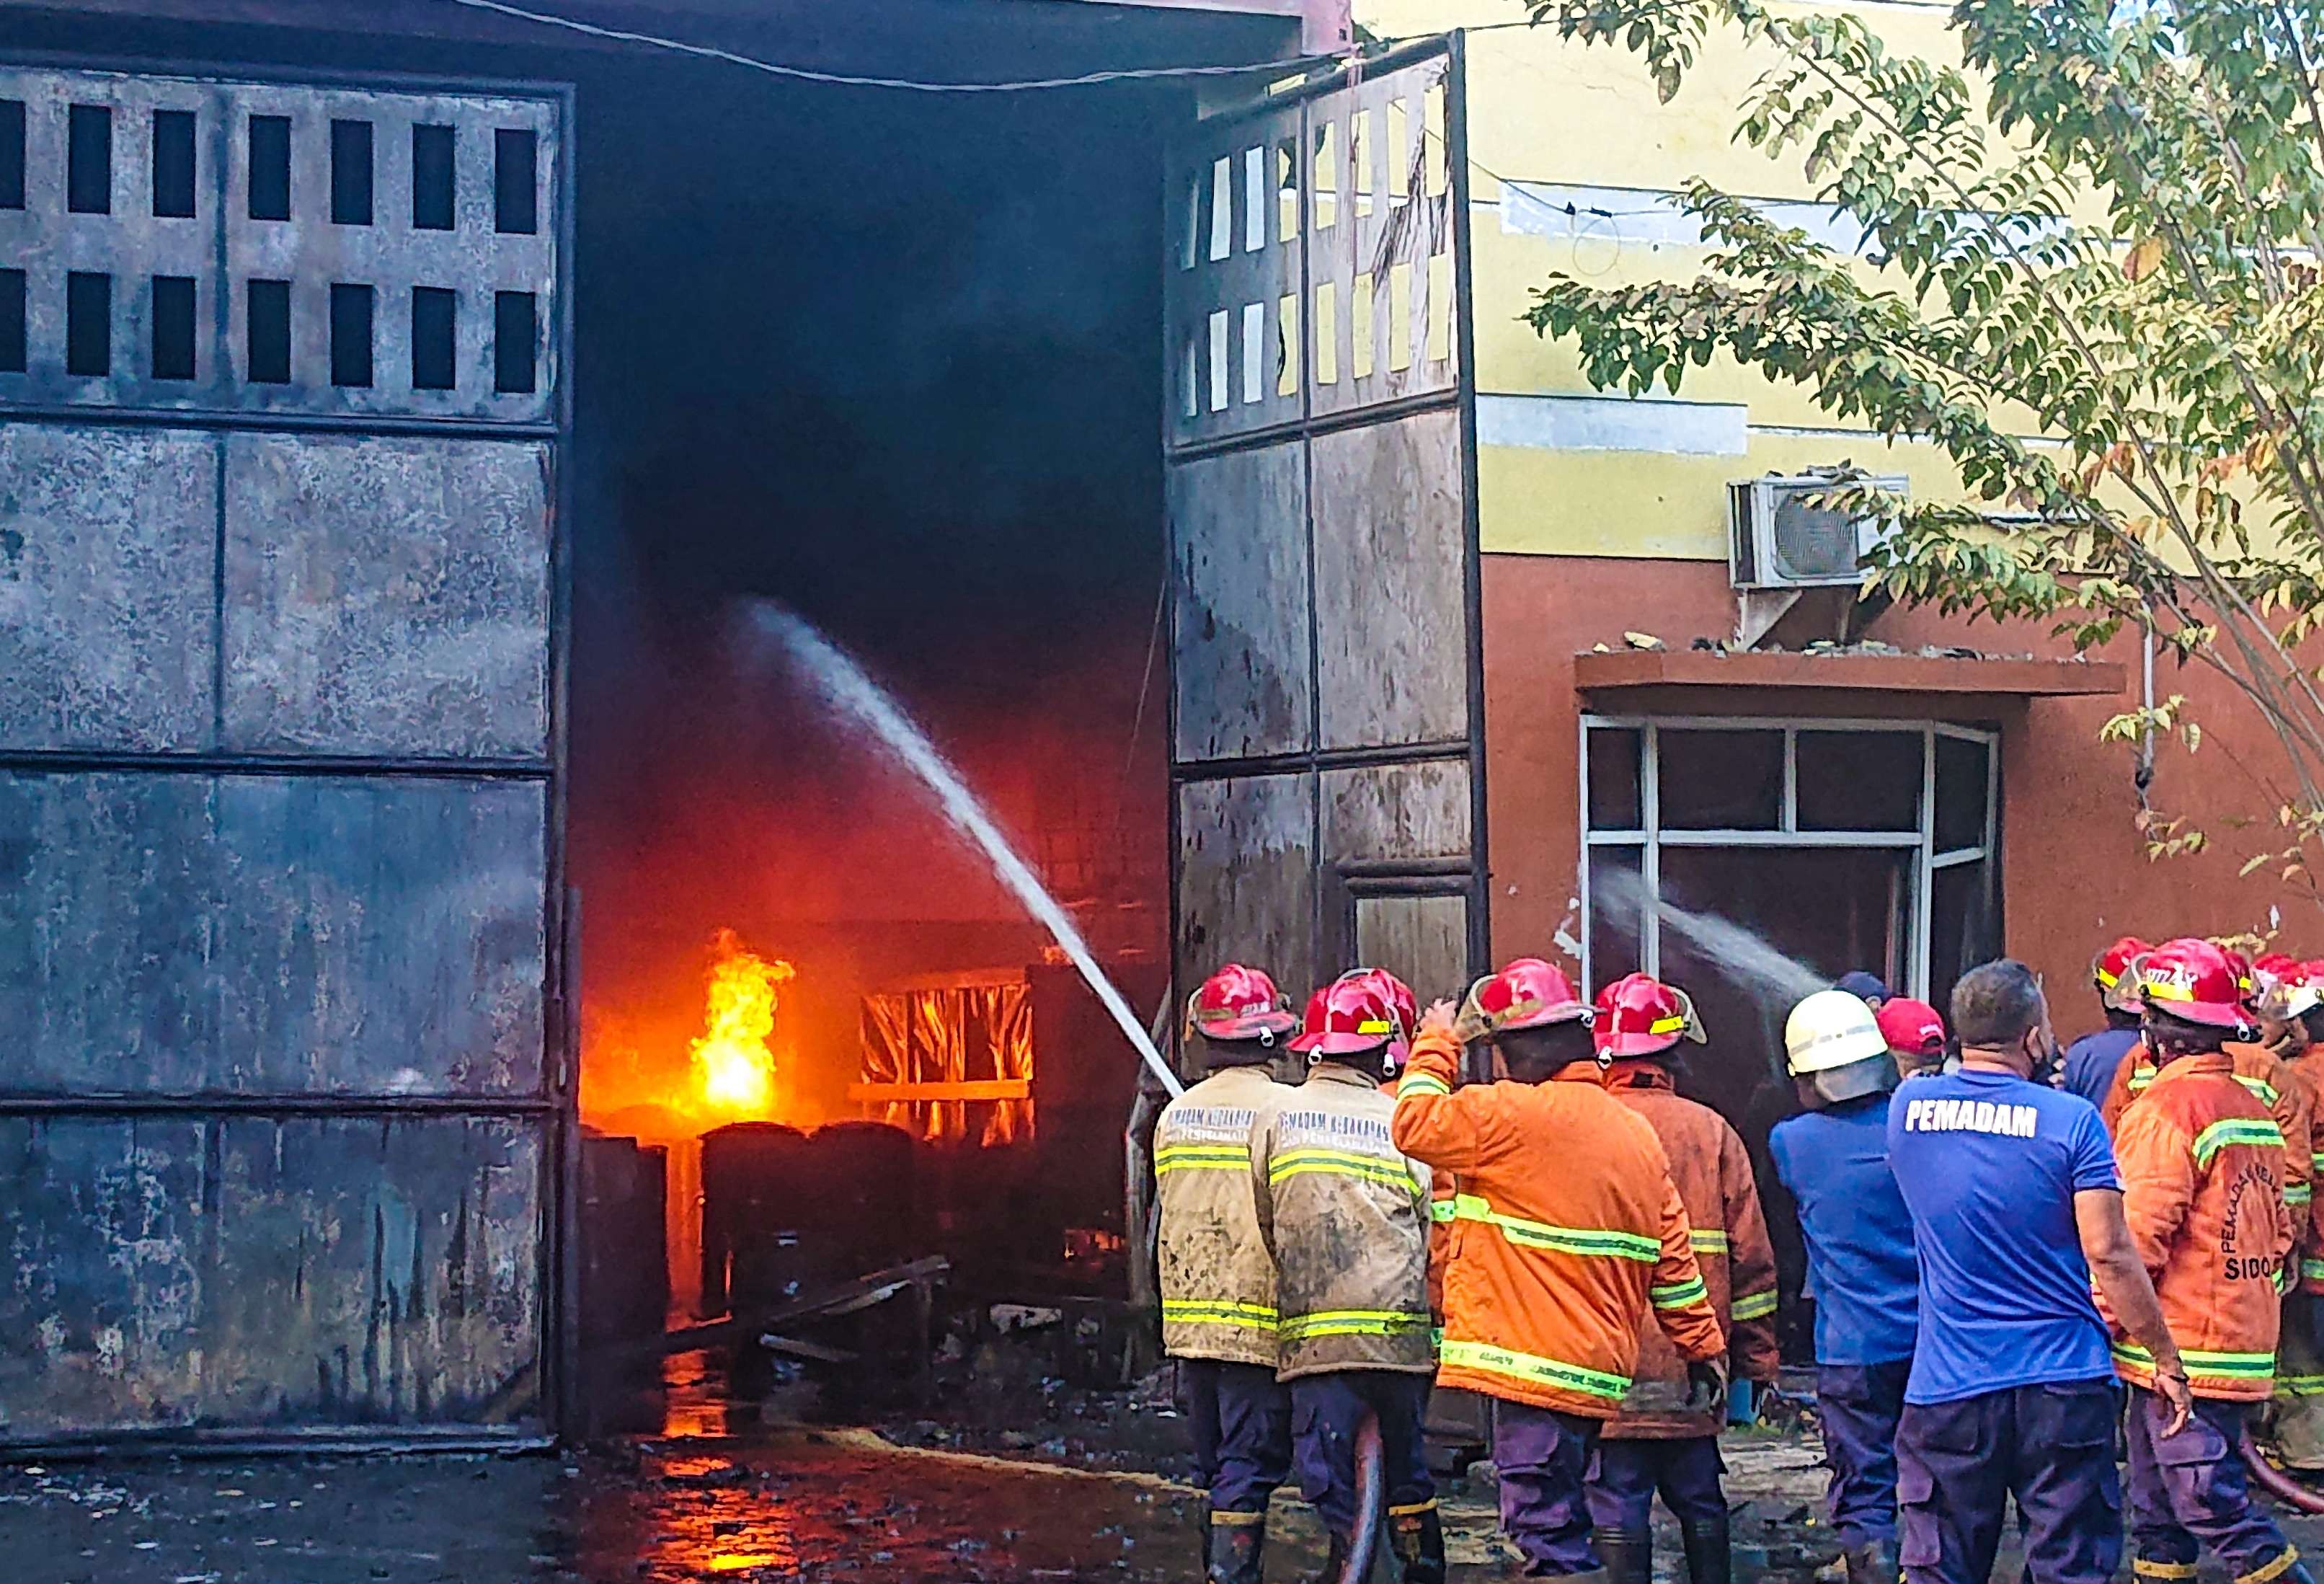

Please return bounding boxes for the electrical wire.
[443,0,1341,91]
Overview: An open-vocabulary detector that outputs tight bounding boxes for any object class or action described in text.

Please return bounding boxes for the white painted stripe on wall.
[1478,391,1749,456]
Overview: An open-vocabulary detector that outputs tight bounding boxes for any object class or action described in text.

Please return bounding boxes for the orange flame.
[690,930,797,1122]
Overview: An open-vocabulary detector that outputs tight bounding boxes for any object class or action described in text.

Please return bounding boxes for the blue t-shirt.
[1768,1093,1919,1366]
[1887,1068,2121,1405]
[2062,1026,2139,1110]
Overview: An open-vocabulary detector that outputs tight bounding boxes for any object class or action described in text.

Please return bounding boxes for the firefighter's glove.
[1683,1359,1728,1416]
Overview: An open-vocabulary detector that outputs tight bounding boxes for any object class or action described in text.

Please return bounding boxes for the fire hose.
[1333,1411,1388,1584]
[2243,1427,2324,1515]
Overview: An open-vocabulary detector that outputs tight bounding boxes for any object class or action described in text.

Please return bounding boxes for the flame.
[690,929,797,1122]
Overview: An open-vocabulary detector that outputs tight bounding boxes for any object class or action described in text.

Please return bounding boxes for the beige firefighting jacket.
[1155,1064,1284,1368]
[1251,1063,1435,1381]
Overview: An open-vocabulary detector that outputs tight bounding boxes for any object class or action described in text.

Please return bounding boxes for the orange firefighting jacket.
[2282,1047,2324,1292]
[1391,1027,1725,1420]
[1155,1064,1285,1368]
[2110,1050,2294,1402]
[1251,1063,1435,1381]
[2103,1040,2313,1249]
[1600,1061,1781,1438]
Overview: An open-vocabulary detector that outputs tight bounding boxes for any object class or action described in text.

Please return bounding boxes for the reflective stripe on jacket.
[1391,1027,1724,1420]
[2104,1041,2313,1242]
[1155,1065,1284,1367]
[1251,1064,1434,1380]
[1601,1060,1781,1438]
[2111,1050,2294,1402]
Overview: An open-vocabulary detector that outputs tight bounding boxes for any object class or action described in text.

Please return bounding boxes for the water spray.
[747,603,1184,1099]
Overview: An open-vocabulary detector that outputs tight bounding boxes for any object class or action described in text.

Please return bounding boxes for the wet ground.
[12,1358,2324,1584]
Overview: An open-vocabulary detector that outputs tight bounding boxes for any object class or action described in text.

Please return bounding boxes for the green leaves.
[1517,0,2324,904]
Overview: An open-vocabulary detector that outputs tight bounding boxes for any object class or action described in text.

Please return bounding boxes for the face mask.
[2028,1030,2064,1087]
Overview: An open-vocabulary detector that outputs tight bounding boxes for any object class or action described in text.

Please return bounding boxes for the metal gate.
[1164,37,1486,1030]
[0,62,569,1451]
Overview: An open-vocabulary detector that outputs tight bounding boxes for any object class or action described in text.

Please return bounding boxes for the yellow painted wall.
[1351,0,2002,559]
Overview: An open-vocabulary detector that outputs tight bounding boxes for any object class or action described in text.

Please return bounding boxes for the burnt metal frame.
[1162,33,1487,1065]
[0,50,578,1456]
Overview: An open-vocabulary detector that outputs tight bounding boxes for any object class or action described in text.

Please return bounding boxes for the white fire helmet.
[1785,989,1897,1105]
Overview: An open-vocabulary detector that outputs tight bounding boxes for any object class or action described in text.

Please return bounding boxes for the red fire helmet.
[1463,958,1589,1035]
[2092,936,2152,1012]
[1592,973,1706,1058]
[1288,970,1412,1058]
[2217,945,2258,1004]
[2136,938,2250,1030]
[1875,996,1948,1061]
[1185,963,1300,1043]
[2252,953,2315,1022]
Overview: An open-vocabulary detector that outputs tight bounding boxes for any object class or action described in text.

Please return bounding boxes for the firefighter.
[2062,936,2151,1107]
[2256,960,2324,1479]
[2111,939,2310,1584]
[1769,991,1921,1584]
[1585,974,1781,1584]
[1254,970,1439,1584]
[1886,959,2191,1584]
[1395,966,1726,1582]
[2101,959,2314,1250]
[1155,964,1299,1584]
[1876,996,1951,1080]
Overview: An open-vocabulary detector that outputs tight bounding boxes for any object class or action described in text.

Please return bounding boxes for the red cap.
[1186,963,1300,1042]
[1591,973,1705,1058]
[2137,938,2250,1030]
[1465,958,1589,1034]
[1875,996,1948,1061]
[1287,970,1412,1058]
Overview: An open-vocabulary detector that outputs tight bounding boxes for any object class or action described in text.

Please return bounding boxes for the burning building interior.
[0,0,1311,1451]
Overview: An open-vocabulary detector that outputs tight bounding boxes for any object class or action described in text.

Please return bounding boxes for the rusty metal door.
[0,63,569,1451]
[1165,38,1484,1031]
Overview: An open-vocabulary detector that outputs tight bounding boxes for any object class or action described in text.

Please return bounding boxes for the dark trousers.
[1181,1358,1292,1518]
[1819,1360,1912,1547]
[2124,1389,2297,1581]
[1895,1380,2122,1584]
[1586,1435,1726,1529]
[1496,1399,1605,1576]
[1289,1371,1433,1538]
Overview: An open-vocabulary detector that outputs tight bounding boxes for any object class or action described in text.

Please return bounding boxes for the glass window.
[1588,845,1645,987]
[1587,727,1643,831]
[1933,733,1992,854]
[1930,859,2001,1012]
[1659,729,1783,830]
[1796,730,1922,833]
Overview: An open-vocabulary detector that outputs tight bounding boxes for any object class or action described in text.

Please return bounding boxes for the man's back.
[1888,1068,2119,1404]
[1769,1092,1918,1366]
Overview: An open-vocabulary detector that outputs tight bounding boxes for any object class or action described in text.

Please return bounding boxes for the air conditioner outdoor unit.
[1727,473,1907,591]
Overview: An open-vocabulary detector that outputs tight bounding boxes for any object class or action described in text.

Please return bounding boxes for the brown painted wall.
[1479,553,2315,1014]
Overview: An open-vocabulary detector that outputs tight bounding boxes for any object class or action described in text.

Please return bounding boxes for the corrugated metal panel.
[0,60,568,1450]
[1166,40,1484,1037]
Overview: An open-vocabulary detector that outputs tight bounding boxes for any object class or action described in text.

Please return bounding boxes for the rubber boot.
[1594,1528,1653,1584]
[1388,1504,1448,1584]
[1680,1514,1731,1584]
[1843,1539,1900,1584]
[1206,1516,1265,1584]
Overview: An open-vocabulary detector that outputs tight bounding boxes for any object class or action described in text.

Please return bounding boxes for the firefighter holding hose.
[1586,973,1781,1584]
[2108,939,2310,1584]
[1395,964,1725,1582]
[1155,964,1300,1584]
[1254,969,1440,1584]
